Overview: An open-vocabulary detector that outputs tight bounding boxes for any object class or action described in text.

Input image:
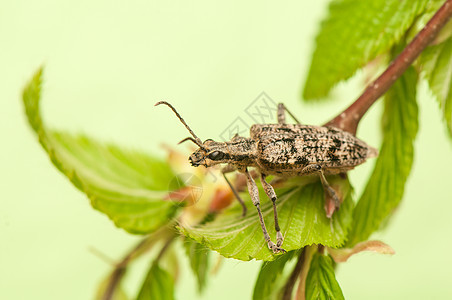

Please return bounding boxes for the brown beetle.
[156,101,377,253]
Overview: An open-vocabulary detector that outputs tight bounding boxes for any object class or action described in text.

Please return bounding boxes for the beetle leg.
[301,164,341,209]
[245,168,285,254]
[319,170,341,209]
[222,165,247,216]
[277,103,301,124]
[260,173,284,247]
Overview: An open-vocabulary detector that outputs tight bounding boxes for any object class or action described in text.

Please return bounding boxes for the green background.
[2,1,451,299]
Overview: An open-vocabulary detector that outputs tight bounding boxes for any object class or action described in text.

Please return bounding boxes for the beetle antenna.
[178,137,201,146]
[155,101,205,148]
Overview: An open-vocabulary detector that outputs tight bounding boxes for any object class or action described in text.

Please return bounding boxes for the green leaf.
[303,0,428,99]
[407,1,449,43]
[305,253,345,300]
[253,250,298,300]
[22,68,180,234]
[136,262,175,300]
[347,63,418,245]
[179,177,354,261]
[184,238,210,293]
[419,37,452,138]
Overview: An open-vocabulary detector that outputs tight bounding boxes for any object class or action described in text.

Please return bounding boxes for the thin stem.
[282,248,306,300]
[101,237,151,300]
[101,226,174,300]
[155,236,176,263]
[294,245,317,300]
[326,0,452,134]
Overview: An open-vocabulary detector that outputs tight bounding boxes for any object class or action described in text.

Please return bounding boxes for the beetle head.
[188,139,231,167]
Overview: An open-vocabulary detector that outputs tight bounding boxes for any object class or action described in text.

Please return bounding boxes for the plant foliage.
[23,68,181,234]
[22,0,452,298]
[348,64,419,245]
[303,0,429,99]
[305,253,344,300]
[180,178,353,261]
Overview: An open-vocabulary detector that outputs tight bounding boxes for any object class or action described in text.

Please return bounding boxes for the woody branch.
[325,0,452,135]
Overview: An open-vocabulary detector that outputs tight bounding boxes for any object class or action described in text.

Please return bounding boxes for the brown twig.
[155,236,176,263]
[325,0,452,135]
[282,248,306,300]
[294,246,317,300]
[101,237,151,300]
[101,226,174,300]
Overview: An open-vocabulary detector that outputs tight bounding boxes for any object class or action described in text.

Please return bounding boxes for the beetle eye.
[208,151,225,161]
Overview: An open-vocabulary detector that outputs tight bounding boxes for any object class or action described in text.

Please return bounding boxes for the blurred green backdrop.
[2,1,452,299]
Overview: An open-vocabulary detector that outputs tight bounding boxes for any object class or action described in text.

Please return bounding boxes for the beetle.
[155,101,377,253]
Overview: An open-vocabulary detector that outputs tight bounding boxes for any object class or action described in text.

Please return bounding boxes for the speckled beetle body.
[156,101,377,254]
